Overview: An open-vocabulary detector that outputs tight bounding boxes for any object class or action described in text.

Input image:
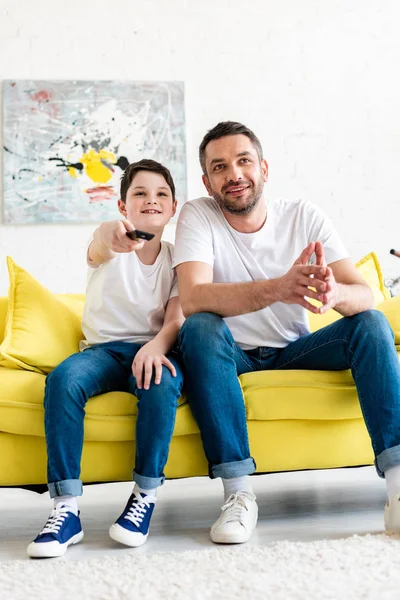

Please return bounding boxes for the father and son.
[27,121,400,558]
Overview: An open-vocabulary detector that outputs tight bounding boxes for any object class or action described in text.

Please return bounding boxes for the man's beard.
[210,178,264,215]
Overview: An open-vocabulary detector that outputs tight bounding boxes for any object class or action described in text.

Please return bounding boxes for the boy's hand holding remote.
[89,219,145,265]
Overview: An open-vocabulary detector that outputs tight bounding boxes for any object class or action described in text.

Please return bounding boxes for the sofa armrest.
[376,295,400,344]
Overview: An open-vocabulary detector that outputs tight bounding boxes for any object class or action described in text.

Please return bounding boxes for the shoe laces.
[124,492,154,527]
[221,491,256,523]
[40,504,70,535]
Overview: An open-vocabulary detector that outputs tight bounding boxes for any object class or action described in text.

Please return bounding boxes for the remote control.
[126,229,155,241]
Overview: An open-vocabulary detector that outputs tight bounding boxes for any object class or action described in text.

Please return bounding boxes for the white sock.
[133,483,158,499]
[385,465,400,500]
[222,476,253,501]
[53,495,79,515]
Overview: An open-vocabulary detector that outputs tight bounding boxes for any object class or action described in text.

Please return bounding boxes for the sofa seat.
[3,358,395,444]
[0,368,192,442]
[242,368,370,421]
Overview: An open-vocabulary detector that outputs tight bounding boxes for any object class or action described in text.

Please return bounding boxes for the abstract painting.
[3,80,186,224]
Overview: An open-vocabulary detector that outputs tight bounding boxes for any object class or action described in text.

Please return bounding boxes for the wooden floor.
[0,466,388,562]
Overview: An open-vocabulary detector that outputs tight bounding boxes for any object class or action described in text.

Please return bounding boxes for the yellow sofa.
[0,253,399,487]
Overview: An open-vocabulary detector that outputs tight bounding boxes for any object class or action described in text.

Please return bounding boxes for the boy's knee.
[46,363,73,390]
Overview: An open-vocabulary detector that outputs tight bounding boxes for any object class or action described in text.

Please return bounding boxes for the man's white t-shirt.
[81,241,178,349]
[173,197,349,350]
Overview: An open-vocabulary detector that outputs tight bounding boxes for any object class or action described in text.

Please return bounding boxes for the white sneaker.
[210,491,258,544]
[384,493,400,533]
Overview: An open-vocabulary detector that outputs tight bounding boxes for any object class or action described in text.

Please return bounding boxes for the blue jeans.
[178,310,400,480]
[44,341,184,498]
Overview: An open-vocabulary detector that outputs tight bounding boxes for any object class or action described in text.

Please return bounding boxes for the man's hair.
[120,159,176,203]
[199,121,264,174]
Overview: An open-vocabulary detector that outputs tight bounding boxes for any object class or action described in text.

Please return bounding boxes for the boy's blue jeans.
[178,310,400,480]
[45,341,184,498]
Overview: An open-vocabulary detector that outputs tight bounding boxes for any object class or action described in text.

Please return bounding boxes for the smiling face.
[118,170,177,232]
[202,134,268,216]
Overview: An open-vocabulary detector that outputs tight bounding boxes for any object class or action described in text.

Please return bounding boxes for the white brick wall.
[1,0,400,294]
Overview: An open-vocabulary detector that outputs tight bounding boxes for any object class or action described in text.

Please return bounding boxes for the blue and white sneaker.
[109,491,156,547]
[27,503,84,558]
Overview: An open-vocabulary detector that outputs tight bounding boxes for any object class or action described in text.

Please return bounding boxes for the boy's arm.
[132,297,185,390]
[88,219,144,266]
[146,297,184,355]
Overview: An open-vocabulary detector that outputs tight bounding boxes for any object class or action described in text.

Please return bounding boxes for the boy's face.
[118,170,177,231]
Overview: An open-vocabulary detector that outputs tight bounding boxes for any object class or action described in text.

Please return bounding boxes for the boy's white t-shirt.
[81,241,178,349]
[173,197,349,350]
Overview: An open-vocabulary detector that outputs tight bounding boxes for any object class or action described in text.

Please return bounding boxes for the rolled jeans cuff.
[375,444,400,478]
[48,479,83,498]
[133,471,165,490]
[210,457,256,479]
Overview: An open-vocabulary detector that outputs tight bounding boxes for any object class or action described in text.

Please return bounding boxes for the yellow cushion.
[0,367,193,441]
[355,251,391,303]
[0,297,7,343]
[57,294,86,319]
[240,369,364,421]
[0,257,84,374]
[309,252,391,333]
[376,295,400,345]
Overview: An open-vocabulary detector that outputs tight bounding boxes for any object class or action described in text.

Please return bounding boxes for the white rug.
[2,533,400,600]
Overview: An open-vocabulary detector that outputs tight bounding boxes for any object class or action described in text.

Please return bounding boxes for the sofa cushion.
[375,296,400,344]
[356,252,391,302]
[240,369,364,421]
[0,257,84,374]
[0,297,7,343]
[0,363,381,442]
[0,368,192,441]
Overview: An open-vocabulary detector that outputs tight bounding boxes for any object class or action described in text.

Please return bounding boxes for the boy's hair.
[199,121,264,175]
[120,159,176,203]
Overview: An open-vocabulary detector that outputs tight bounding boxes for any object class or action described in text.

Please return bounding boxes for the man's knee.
[180,312,224,340]
[179,311,231,351]
[351,309,394,340]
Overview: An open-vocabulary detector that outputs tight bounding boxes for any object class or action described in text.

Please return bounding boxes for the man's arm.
[177,242,328,318]
[313,241,374,316]
[318,258,374,316]
[177,262,277,317]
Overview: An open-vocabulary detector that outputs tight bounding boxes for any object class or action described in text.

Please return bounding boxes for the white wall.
[1,0,400,295]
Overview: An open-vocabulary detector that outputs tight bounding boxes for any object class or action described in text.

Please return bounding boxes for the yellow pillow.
[355,252,391,304]
[376,296,400,345]
[309,252,391,333]
[0,257,84,374]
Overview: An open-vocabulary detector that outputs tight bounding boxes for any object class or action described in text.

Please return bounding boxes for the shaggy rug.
[2,533,400,600]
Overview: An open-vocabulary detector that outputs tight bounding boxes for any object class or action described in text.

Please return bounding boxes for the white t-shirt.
[173,197,349,350]
[81,241,178,349]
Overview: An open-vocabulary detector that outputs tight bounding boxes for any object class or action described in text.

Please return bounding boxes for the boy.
[27,159,184,558]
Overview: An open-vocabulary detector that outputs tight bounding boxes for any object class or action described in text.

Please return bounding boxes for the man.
[173,121,400,545]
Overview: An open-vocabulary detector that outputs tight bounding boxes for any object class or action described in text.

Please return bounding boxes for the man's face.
[118,171,177,232]
[202,134,268,215]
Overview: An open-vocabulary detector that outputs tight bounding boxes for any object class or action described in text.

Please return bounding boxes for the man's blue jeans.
[178,310,400,480]
[44,341,184,498]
